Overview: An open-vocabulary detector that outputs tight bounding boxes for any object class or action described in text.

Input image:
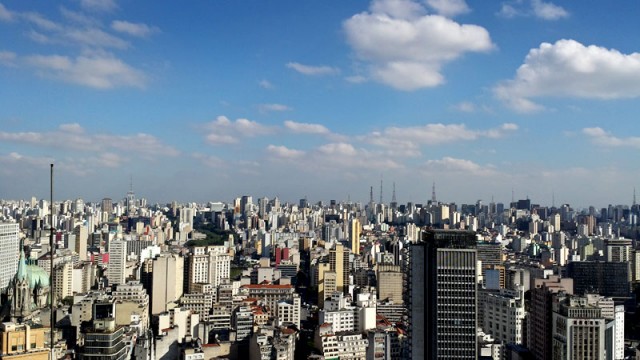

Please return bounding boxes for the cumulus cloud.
[286,62,340,76]
[531,0,569,20]
[498,0,568,20]
[343,0,493,90]
[0,123,179,157]
[26,52,145,89]
[111,20,159,38]
[425,0,470,17]
[424,156,497,176]
[204,116,274,145]
[583,127,640,149]
[364,122,517,155]
[284,120,330,135]
[495,39,640,112]
[266,145,305,159]
[258,103,292,113]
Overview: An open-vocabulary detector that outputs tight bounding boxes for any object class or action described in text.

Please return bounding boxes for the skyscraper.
[0,222,19,291]
[107,239,127,286]
[529,275,573,360]
[350,218,361,255]
[407,229,478,359]
[329,243,350,294]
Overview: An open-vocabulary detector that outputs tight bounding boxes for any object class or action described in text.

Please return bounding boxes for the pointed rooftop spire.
[16,239,27,281]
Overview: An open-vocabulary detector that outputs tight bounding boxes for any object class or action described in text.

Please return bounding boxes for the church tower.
[8,241,33,323]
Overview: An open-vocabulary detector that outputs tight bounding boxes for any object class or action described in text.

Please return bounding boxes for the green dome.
[27,264,50,289]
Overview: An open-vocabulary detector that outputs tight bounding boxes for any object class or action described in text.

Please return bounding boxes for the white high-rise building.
[107,239,127,286]
[552,293,623,360]
[0,222,19,291]
[483,286,525,345]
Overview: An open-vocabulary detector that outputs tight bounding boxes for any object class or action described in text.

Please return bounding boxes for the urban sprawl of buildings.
[0,187,640,359]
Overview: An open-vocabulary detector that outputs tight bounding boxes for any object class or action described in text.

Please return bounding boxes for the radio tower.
[379,175,383,205]
[431,182,436,203]
[392,182,397,203]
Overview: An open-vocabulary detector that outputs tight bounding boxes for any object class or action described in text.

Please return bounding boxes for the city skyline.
[1,0,640,207]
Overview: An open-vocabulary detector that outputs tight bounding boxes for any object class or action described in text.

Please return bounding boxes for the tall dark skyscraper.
[407,229,478,359]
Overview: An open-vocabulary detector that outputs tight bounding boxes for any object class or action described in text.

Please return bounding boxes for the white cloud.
[495,39,640,112]
[531,0,568,20]
[22,12,62,31]
[26,52,145,89]
[0,3,14,21]
[344,0,493,90]
[258,103,292,113]
[59,123,84,133]
[583,127,640,149]
[424,157,497,176]
[498,0,568,20]
[0,123,179,157]
[364,122,517,155]
[286,62,340,76]
[284,120,330,135]
[453,101,476,112]
[111,20,159,38]
[192,153,226,168]
[345,75,367,84]
[80,0,118,13]
[59,7,98,26]
[96,152,123,167]
[266,145,305,159]
[65,28,129,49]
[425,0,470,17]
[204,116,274,145]
[259,79,273,89]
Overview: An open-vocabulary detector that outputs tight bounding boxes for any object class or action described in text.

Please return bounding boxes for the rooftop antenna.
[634,187,637,207]
[552,190,556,208]
[511,187,515,203]
[379,174,383,205]
[49,163,55,355]
[431,181,436,203]
[392,182,397,203]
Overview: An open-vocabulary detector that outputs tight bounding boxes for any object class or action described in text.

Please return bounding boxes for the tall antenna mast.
[49,163,55,356]
[392,182,397,203]
[431,182,436,203]
[552,190,556,208]
[511,187,515,203]
[634,187,637,207]
[379,175,383,205]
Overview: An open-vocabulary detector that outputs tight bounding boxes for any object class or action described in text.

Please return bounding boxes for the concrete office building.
[529,275,573,360]
[407,229,478,359]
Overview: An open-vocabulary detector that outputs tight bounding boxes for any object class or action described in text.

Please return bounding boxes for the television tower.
[379,175,383,205]
[431,182,436,203]
[392,182,397,203]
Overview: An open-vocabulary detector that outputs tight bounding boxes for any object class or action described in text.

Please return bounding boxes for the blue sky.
[1,0,639,208]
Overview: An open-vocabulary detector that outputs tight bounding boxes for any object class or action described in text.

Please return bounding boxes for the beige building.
[112,281,150,333]
[52,261,73,303]
[0,322,49,360]
[377,264,403,304]
[329,243,349,294]
[142,252,184,315]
